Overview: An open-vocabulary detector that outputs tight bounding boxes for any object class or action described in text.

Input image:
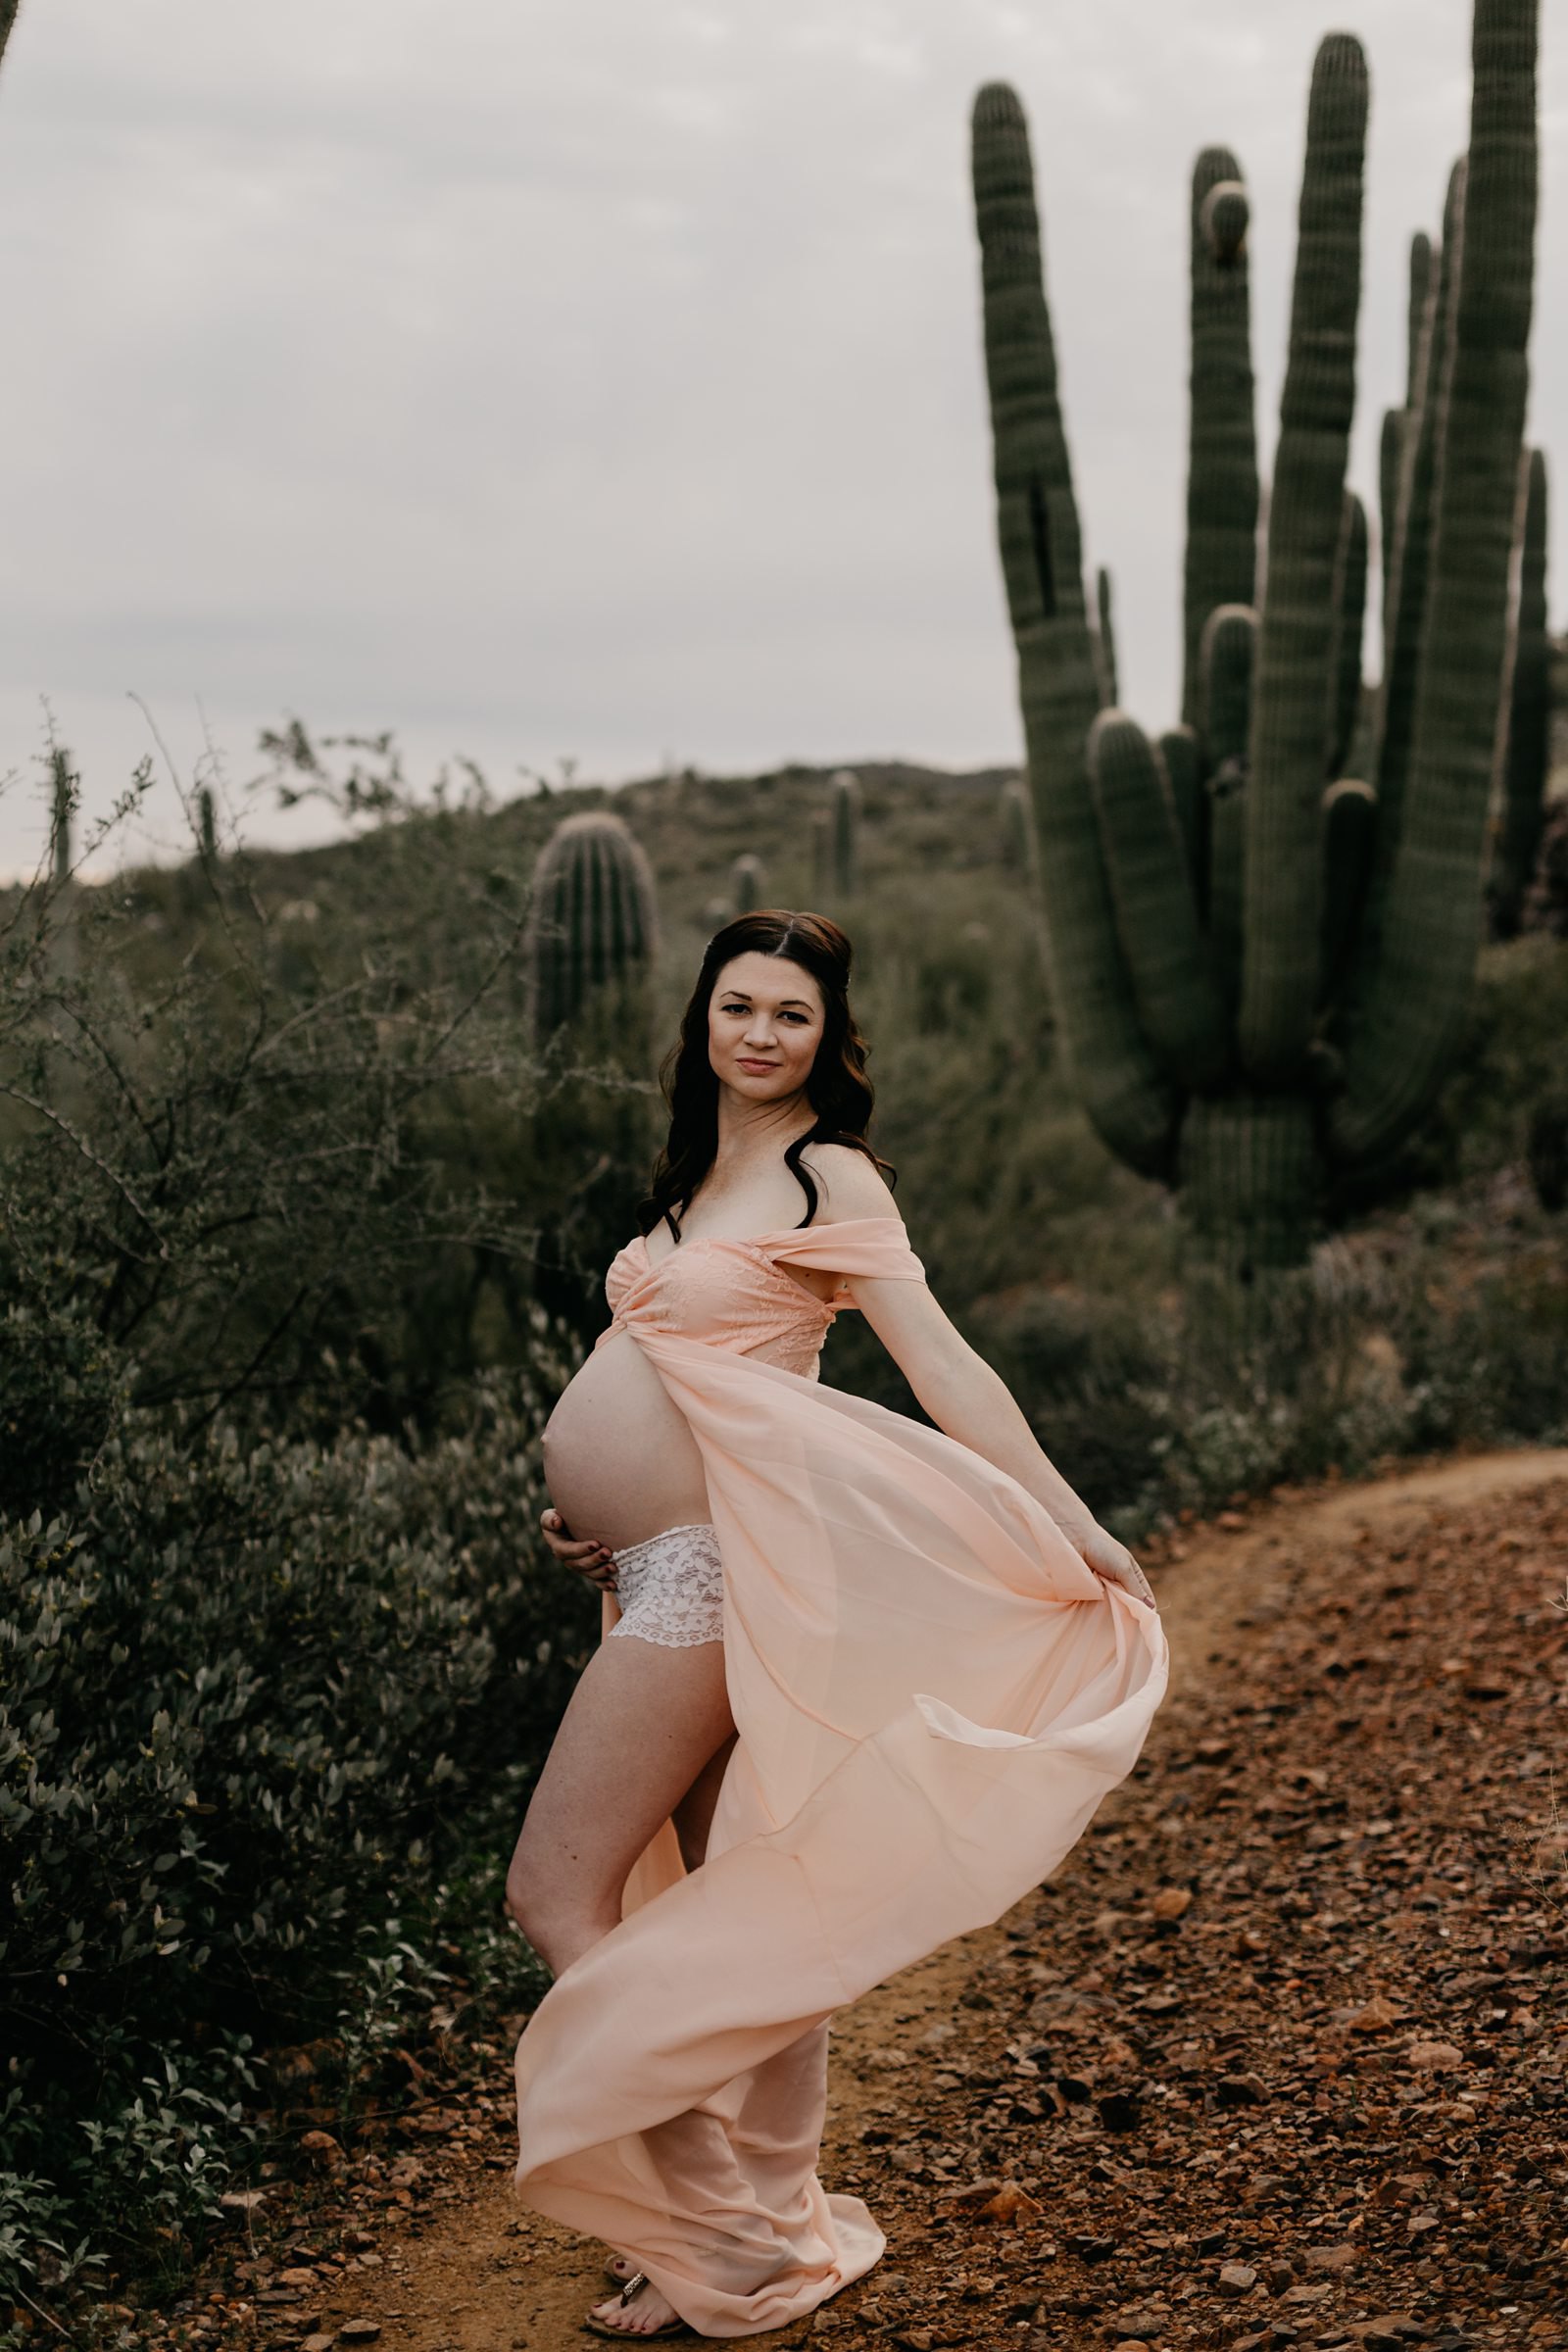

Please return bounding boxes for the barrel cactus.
[524,809,659,1042]
[971,0,1539,1283]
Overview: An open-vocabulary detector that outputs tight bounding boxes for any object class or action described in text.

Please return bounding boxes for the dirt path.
[247,1447,1568,2352]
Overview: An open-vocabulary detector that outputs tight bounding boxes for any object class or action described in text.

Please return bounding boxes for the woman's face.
[708,952,825,1105]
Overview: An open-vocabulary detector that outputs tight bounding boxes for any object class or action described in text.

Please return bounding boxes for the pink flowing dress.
[513,1215,1169,2336]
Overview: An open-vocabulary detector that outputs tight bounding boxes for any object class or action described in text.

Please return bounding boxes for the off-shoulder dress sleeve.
[761,1213,926,1305]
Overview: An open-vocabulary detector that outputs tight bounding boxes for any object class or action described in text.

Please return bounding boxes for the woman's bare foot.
[605,2255,636,2284]
[586,2275,683,2335]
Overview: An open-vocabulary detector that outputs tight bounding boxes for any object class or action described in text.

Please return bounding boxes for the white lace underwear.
[605,1521,725,1648]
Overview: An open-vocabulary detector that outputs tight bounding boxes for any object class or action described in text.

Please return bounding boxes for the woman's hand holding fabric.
[1054,1513,1158,1610]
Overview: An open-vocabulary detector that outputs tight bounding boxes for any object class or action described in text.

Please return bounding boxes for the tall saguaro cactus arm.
[1183,150,1259,729]
[1367,164,1465,949]
[1331,0,1539,1165]
[1490,446,1549,936]
[971,82,1179,1177]
[1240,34,1369,1084]
[1406,231,1433,403]
[1327,491,1369,779]
[1095,565,1120,709]
[1088,713,1229,1089]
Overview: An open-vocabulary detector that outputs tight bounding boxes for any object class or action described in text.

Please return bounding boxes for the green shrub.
[0,1370,584,2279]
[0,1304,125,1522]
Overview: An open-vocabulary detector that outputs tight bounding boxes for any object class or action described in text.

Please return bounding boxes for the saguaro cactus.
[525,809,659,1041]
[971,0,1539,1279]
[1489,447,1550,937]
[730,852,768,916]
[828,769,861,899]
[197,784,219,866]
[48,747,74,887]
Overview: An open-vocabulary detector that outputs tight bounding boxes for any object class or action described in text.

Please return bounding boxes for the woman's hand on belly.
[541,1507,617,1592]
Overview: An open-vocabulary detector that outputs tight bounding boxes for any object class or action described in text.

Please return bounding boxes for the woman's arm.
[847,1272,1070,1511]
[804,1149,1156,1608]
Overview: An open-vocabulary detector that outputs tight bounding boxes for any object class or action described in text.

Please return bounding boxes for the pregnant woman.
[508,907,1168,2340]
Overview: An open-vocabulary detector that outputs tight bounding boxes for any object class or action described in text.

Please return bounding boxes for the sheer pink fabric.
[513,1215,1169,2335]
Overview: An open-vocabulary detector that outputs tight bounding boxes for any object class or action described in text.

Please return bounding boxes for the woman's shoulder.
[798,1142,900,1224]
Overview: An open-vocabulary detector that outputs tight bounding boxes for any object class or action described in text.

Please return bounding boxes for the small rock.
[1217,2262,1258,2297]
[1216,2072,1268,2108]
[1281,2279,1333,2303]
[977,2182,1042,2226]
[1151,1886,1193,1920]
[302,2338,335,2352]
[1348,1995,1399,2034]
[1096,2090,1142,2132]
[1405,2039,1463,2072]
[278,2271,319,2292]
[1303,2243,1356,2274]
[1262,2260,1295,2295]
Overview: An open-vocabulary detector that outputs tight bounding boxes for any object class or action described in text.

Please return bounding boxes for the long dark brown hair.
[637,909,896,1240]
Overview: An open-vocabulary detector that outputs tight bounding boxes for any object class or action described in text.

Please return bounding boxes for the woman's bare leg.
[506,1633,734,1980]
[509,1639,736,2336]
[671,1726,738,1871]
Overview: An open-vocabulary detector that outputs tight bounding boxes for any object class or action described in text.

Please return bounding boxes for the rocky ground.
[93,1451,1568,2352]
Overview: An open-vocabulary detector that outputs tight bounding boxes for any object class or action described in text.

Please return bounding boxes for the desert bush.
[0,1368,583,2279]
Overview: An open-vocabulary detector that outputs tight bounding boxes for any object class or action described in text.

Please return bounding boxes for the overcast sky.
[0,0,1562,876]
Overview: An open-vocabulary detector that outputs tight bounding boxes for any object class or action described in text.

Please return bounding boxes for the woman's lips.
[737,1058,779,1071]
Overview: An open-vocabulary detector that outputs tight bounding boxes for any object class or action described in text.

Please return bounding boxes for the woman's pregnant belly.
[541,1330,711,1552]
